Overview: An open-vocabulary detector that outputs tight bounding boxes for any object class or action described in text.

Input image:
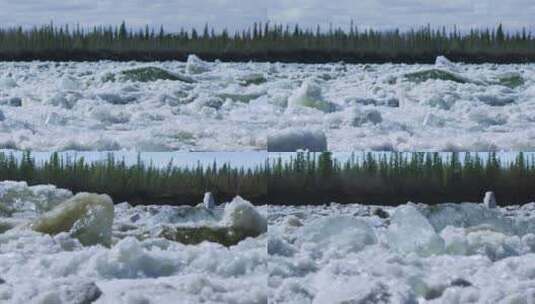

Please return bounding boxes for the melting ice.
[1,56,535,151]
[269,202,535,303]
[0,181,267,303]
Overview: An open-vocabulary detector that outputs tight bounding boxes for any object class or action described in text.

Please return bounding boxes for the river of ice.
[269,202,535,303]
[1,56,535,151]
[3,180,535,303]
[0,181,267,303]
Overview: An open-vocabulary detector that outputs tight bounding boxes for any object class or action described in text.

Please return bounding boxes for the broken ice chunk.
[31,193,114,246]
[267,129,327,152]
[222,196,267,236]
[186,54,210,74]
[287,79,335,113]
[387,204,444,256]
[203,192,215,209]
[484,191,497,209]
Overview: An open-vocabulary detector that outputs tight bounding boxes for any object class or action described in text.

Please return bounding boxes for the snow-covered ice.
[269,202,535,303]
[0,182,267,303]
[267,129,327,152]
[30,192,115,247]
[387,205,445,256]
[484,191,497,209]
[4,180,535,303]
[203,192,215,209]
[1,58,535,151]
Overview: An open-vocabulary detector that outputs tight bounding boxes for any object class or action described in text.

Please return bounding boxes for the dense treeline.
[0,151,267,205]
[1,22,535,63]
[3,151,535,206]
[268,152,535,205]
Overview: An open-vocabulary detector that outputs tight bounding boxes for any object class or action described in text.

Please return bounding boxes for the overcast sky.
[1,0,534,32]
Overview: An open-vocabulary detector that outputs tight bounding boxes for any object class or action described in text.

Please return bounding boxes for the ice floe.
[287,79,334,113]
[186,54,210,75]
[267,129,327,152]
[1,57,535,150]
[269,202,535,303]
[30,193,115,246]
[0,181,267,303]
[387,204,445,256]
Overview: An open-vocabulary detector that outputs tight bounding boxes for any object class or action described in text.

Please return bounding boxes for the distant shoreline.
[1,50,535,64]
[268,152,535,206]
[0,151,267,206]
[2,22,535,64]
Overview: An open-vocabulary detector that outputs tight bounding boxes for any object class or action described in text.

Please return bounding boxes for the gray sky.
[1,0,534,32]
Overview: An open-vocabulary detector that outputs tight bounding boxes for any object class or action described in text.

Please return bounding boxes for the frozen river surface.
[269,202,535,303]
[3,179,535,303]
[0,181,267,303]
[1,56,535,151]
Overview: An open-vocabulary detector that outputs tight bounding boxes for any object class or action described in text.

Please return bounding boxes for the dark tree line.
[1,22,535,63]
[268,152,535,206]
[0,151,267,205]
[3,151,535,206]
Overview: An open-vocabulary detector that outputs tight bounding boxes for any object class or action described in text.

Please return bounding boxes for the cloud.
[0,0,533,32]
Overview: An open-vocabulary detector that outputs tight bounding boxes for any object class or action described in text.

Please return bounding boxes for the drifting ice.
[31,193,114,246]
[270,202,535,303]
[118,66,194,83]
[435,55,459,72]
[0,182,267,302]
[267,129,327,152]
[222,196,267,236]
[420,203,513,234]
[287,79,333,112]
[58,76,81,91]
[404,69,471,84]
[300,216,377,256]
[0,59,534,151]
[158,196,267,246]
[484,191,497,209]
[203,192,215,209]
[236,72,267,86]
[351,108,383,126]
[0,97,22,107]
[186,54,210,74]
[0,181,73,216]
[0,77,17,88]
[387,204,445,256]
